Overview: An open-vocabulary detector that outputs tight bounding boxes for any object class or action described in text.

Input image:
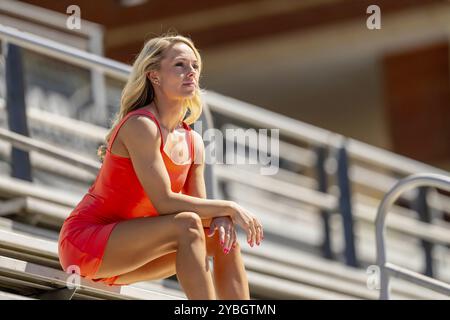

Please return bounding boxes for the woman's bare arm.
[121,115,232,219]
[182,130,213,227]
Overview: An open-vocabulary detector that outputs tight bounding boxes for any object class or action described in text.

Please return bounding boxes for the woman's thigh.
[114,251,177,285]
[95,212,203,278]
[110,228,217,285]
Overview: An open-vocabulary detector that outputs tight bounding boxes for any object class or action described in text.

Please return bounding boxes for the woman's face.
[150,42,200,100]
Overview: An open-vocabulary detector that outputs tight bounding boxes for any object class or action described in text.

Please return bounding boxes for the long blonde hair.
[97,33,203,162]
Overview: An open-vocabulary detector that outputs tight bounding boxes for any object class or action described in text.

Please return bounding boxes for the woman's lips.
[183,82,196,87]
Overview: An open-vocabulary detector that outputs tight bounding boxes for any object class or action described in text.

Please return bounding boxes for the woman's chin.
[180,88,196,97]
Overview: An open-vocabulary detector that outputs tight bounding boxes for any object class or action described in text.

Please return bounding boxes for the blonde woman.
[58,34,264,300]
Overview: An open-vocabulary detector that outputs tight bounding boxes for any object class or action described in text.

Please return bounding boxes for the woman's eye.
[175,62,199,70]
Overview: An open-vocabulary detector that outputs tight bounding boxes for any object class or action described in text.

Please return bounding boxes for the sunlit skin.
[93,42,258,299]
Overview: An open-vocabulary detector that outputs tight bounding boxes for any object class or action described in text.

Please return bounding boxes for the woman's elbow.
[152,192,178,215]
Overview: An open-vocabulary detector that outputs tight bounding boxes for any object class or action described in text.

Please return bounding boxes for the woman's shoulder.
[120,114,161,144]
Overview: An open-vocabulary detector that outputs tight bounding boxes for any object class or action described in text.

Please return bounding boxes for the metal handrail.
[0,24,129,79]
[375,173,450,299]
[0,127,100,173]
[205,91,450,177]
[3,99,448,215]
[3,125,450,250]
[1,23,449,178]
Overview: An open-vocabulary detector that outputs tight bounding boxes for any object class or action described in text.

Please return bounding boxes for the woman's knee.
[173,212,205,240]
[212,239,242,258]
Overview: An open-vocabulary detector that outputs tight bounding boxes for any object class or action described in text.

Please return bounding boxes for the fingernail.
[223,248,229,254]
[257,241,260,246]
[250,243,254,247]
[220,241,224,246]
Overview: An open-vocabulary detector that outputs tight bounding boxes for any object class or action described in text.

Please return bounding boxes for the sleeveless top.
[65,108,195,225]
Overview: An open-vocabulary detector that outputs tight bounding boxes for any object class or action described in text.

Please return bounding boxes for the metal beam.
[5,43,32,182]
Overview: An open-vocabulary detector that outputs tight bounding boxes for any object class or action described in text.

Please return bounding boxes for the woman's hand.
[226,201,264,248]
[207,216,236,254]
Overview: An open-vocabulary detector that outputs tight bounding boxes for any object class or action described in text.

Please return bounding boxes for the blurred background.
[0,0,449,300]
[5,0,450,169]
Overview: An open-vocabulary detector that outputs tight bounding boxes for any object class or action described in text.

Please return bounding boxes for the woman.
[58,34,263,300]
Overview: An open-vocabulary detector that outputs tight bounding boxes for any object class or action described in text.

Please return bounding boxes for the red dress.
[58,108,195,286]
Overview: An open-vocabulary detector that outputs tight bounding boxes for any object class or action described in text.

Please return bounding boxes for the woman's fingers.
[243,217,256,247]
[225,230,236,254]
[224,226,234,253]
[207,220,216,238]
[249,214,258,247]
[255,219,263,246]
[246,223,253,246]
[219,225,226,247]
[233,205,263,248]
[232,230,237,249]
[247,223,256,247]
[260,220,264,240]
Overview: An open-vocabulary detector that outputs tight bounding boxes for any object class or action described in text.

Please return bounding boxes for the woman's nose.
[187,64,197,75]
[186,71,196,80]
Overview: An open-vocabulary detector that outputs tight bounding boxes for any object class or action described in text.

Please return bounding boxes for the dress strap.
[108,109,165,153]
[182,121,195,164]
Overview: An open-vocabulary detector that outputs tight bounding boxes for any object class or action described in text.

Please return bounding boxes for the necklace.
[152,101,186,160]
[152,100,183,132]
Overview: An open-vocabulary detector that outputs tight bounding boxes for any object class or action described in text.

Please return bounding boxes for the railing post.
[88,34,109,127]
[315,145,334,260]
[376,174,450,299]
[413,186,434,277]
[5,42,32,182]
[336,140,358,267]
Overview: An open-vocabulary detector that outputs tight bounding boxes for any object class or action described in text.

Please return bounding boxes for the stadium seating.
[0,19,449,299]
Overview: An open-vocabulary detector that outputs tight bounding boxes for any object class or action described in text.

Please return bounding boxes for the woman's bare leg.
[175,223,215,299]
[113,252,177,285]
[94,212,215,299]
[205,230,250,299]
[100,226,249,299]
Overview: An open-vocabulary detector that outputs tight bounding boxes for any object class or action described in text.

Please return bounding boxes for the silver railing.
[376,173,450,299]
[0,24,129,79]
[1,22,448,176]
[0,126,100,173]
[0,0,108,123]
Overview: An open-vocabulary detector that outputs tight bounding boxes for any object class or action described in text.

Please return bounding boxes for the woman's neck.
[149,98,185,132]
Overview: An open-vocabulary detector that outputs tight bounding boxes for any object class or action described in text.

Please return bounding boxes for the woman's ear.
[147,71,160,85]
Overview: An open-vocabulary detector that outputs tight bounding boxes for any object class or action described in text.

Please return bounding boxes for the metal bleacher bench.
[0,255,184,300]
[0,174,187,299]
[0,228,185,300]
[1,171,449,299]
[0,218,447,300]
[0,174,76,228]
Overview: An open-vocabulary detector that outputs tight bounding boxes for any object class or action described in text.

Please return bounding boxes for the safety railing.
[0,126,100,174]
[1,23,450,269]
[0,0,110,133]
[2,22,446,175]
[375,173,450,299]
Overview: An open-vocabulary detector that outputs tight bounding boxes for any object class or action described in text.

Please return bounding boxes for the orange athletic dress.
[58,108,195,286]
